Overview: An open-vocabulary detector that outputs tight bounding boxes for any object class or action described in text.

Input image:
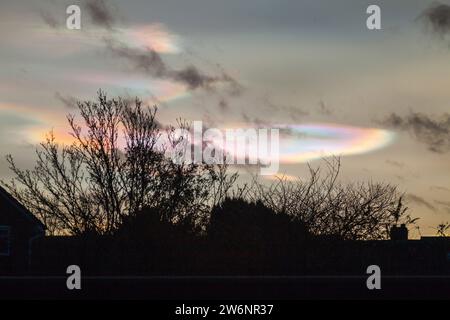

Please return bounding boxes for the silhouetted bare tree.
[2,91,236,235]
[245,157,416,240]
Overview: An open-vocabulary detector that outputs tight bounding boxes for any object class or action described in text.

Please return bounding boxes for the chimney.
[390,224,408,241]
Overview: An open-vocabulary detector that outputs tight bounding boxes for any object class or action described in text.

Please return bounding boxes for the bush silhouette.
[209,198,308,248]
[109,207,201,274]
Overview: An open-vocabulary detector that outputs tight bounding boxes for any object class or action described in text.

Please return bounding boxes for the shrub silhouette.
[209,198,308,248]
[207,198,310,274]
[109,207,202,274]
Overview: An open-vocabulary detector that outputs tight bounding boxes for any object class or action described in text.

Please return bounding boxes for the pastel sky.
[1,0,450,235]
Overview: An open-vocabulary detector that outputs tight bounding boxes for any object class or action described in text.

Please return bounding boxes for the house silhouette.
[0,186,45,274]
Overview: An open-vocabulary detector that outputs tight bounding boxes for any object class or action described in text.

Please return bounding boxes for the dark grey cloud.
[419,2,450,37]
[379,111,450,153]
[172,65,222,90]
[39,0,243,105]
[106,41,167,75]
[106,39,243,93]
[55,92,78,109]
[84,0,117,29]
[406,194,437,212]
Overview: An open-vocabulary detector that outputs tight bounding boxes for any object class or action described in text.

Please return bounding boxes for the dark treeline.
[1,91,426,275]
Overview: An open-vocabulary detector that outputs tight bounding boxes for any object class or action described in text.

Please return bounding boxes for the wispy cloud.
[84,0,118,29]
[430,185,450,192]
[55,92,78,109]
[262,97,308,121]
[406,194,437,212]
[379,111,450,153]
[386,159,405,168]
[105,38,243,93]
[435,200,450,214]
[418,2,450,37]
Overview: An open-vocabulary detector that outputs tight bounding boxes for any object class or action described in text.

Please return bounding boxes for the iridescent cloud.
[277,123,395,163]
[117,24,180,54]
[215,123,395,164]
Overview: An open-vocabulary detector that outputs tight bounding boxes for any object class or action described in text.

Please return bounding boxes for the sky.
[0,0,450,236]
